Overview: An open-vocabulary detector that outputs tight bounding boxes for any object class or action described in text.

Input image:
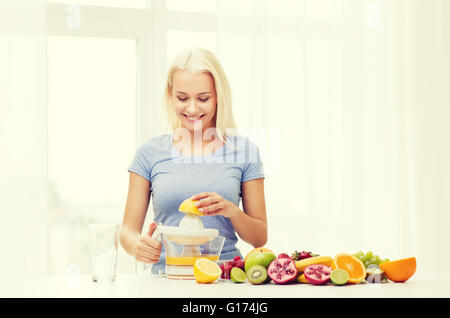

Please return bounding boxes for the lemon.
[193,258,222,284]
[179,198,204,216]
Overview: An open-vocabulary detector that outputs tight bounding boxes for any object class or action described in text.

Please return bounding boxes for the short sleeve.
[127,144,152,181]
[241,140,265,182]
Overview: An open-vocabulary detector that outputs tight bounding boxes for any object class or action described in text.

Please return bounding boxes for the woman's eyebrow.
[175,91,212,95]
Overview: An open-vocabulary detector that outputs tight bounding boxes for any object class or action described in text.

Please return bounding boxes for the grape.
[369,256,378,264]
[374,255,381,265]
[354,251,389,268]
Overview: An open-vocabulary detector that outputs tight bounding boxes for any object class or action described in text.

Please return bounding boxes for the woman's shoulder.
[226,132,261,151]
[137,133,172,155]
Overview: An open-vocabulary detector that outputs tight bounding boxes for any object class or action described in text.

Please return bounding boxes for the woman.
[120,47,267,274]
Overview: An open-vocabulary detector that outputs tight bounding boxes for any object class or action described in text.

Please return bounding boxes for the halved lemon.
[193,258,222,284]
[179,198,203,216]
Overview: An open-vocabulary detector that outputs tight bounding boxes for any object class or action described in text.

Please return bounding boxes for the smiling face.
[171,70,217,133]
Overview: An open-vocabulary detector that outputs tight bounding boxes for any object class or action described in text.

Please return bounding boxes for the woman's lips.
[183,114,205,123]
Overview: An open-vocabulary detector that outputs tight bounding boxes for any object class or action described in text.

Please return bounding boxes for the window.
[47,35,137,274]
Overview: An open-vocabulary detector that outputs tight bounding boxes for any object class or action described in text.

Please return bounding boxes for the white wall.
[0,0,49,275]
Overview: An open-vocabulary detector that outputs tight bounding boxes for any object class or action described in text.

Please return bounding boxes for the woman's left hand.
[190,192,240,218]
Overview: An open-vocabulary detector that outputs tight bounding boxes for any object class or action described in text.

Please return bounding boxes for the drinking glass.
[88,223,119,283]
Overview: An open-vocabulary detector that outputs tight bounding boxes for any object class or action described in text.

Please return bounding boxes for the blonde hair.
[162,47,238,144]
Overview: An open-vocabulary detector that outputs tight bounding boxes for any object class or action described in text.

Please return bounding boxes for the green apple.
[244,251,277,273]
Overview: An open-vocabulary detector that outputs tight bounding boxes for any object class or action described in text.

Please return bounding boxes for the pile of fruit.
[193,247,417,285]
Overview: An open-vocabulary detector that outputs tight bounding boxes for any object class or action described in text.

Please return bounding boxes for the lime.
[330,269,349,286]
[230,267,246,283]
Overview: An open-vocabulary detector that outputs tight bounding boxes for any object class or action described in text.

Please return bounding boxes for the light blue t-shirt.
[127,133,265,273]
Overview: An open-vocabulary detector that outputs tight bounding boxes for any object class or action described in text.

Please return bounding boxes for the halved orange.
[244,247,275,263]
[332,253,366,284]
[379,257,416,282]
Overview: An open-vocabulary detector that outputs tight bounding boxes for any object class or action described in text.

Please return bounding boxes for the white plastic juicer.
[151,200,225,279]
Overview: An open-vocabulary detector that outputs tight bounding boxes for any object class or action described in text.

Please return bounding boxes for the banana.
[297,273,309,284]
[295,256,334,273]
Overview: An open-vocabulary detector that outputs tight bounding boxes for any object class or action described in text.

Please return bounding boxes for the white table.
[1,269,449,298]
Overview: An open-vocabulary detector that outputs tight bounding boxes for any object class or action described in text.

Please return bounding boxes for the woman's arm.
[230,178,267,247]
[120,172,161,263]
[192,178,268,248]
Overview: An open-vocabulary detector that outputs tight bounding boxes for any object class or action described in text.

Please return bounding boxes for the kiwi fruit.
[246,265,268,285]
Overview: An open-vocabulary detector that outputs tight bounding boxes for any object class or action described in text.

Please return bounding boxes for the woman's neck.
[172,128,223,155]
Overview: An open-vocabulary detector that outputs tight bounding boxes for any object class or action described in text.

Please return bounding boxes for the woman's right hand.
[132,222,162,264]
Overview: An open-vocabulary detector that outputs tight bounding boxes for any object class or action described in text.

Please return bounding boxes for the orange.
[332,253,366,284]
[379,257,416,282]
[244,247,275,263]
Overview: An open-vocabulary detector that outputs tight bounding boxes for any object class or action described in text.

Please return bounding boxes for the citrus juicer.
[151,198,225,279]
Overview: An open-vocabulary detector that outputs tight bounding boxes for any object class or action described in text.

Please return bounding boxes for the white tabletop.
[1,269,449,298]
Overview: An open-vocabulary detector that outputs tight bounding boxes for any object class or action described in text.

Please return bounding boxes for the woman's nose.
[186,99,199,114]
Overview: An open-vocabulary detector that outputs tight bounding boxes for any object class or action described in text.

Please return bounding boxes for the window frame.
[47,0,168,145]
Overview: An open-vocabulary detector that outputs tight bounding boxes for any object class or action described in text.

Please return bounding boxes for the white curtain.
[0,0,48,275]
[217,0,450,272]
